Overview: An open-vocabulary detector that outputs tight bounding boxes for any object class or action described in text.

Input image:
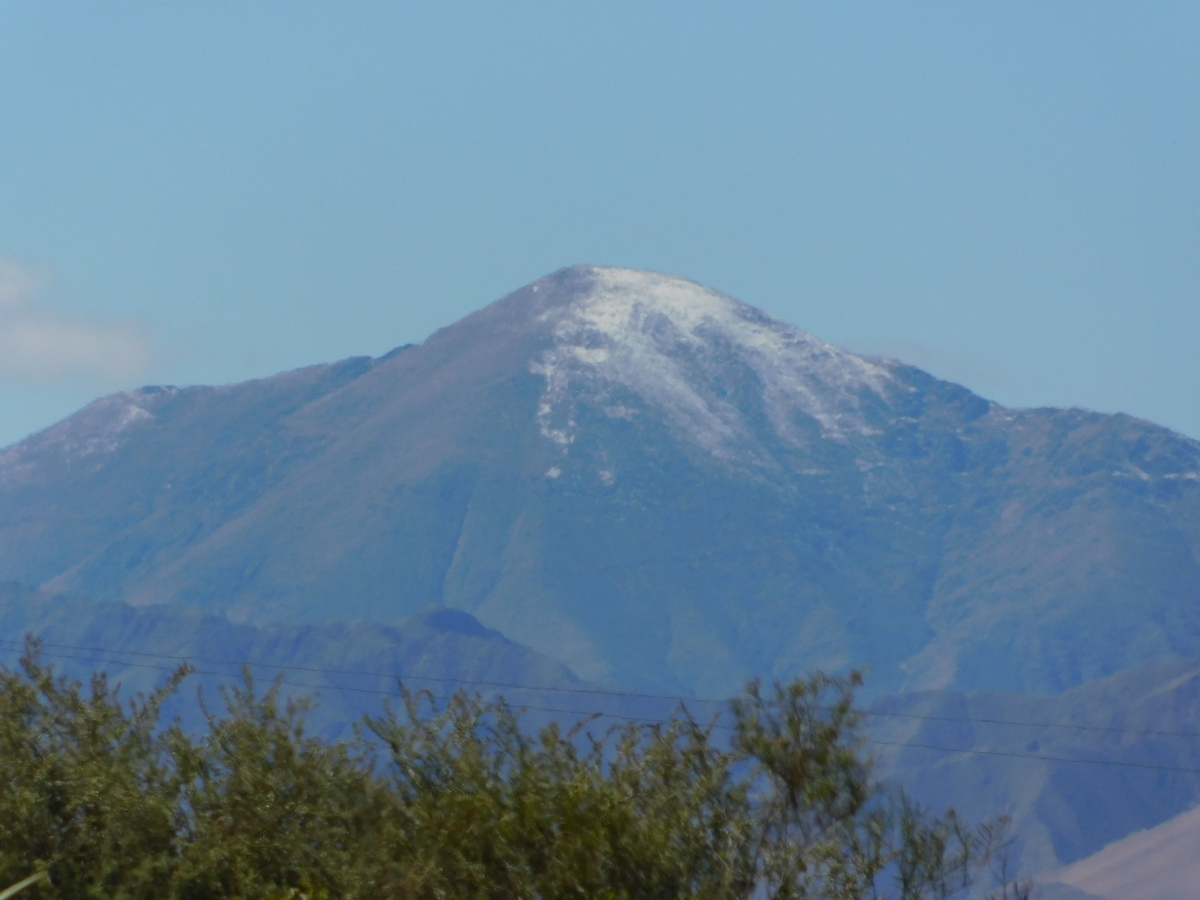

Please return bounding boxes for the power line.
[870,739,1200,775]
[0,637,712,705]
[4,640,1200,775]
[6,642,1200,776]
[857,706,1200,740]
[4,636,1200,741]
[0,643,693,731]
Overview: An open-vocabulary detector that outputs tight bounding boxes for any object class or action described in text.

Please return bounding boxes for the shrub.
[0,640,1016,900]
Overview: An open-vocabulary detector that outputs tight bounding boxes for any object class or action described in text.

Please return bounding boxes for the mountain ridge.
[0,581,591,740]
[1,266,1198,698]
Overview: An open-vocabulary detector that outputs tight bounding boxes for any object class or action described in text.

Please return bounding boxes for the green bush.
[0,641,1020,900]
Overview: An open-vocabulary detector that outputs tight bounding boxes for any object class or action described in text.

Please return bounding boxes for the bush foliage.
[0,640,1020,900]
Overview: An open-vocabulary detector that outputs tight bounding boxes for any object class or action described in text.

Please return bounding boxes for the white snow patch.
[62,398,155,458]
[1112,466,1199,482]
[0,390,165,487]
[532,389,576,446]
[532,267,892,457]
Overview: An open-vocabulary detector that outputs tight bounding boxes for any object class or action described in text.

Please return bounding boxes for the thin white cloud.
[0,257,44,310]
[0,257,154,384]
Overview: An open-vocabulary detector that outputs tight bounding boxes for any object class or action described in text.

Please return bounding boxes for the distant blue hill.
[0,582,611,740]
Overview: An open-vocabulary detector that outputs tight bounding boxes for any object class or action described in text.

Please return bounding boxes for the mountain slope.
[1043,803,1200,900]
[871,658,1200,880]
[2,266,1198,696]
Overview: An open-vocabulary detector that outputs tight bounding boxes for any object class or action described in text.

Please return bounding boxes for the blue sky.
[1,2,1197,447]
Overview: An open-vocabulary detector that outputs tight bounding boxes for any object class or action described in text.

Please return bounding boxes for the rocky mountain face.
[2,265,1198,698]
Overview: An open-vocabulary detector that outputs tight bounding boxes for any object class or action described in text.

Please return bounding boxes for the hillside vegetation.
[0,643,1024,900]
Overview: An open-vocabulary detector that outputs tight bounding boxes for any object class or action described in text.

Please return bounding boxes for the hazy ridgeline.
[0,644,1028,900]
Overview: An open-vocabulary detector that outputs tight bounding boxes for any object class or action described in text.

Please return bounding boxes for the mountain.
[1042,802,1200,900]
[871,658,1200,882]
[2,265,1198,697]
[0,583,596,740]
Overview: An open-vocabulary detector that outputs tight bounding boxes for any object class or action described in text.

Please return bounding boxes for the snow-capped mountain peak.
[531,266,892,456]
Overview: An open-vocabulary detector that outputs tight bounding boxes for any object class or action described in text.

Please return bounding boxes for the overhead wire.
[0,641,698,731]
[5,639,1200,776]
[0,636,710,705]
[5,640,1200,775]
[857,705,1200,740]
[4,635,1200,740]
[869,739,1200,774]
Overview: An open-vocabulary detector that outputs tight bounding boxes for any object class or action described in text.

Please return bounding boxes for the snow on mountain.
[1,265,1199,701]
[531,267,894,458]
[0,388,169,486]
